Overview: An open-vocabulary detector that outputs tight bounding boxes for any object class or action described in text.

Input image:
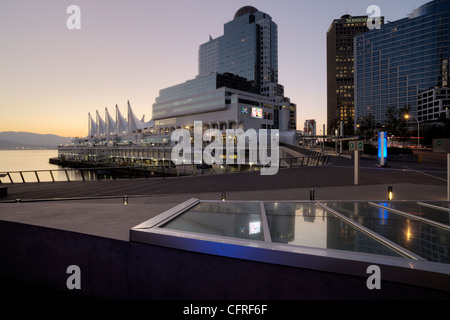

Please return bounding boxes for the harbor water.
[0,149,82,183]
[0,150,58,172]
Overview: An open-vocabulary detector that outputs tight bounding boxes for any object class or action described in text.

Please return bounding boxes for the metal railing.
[281,155,330,167]
[0,154,331,184]
[0,165,198,184]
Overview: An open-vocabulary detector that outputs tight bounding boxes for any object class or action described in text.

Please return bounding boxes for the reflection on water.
[0,150,117,183]
[0,150,58,171]
[0,150,81,183]
[264,202,403,257]
[326,202,450,264]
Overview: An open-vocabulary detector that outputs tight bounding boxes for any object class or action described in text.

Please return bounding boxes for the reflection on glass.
[264,202,403,258]
[326,202,450,264]
[161,202,264,241]
[382,202,450,225]
[427,202,450,211]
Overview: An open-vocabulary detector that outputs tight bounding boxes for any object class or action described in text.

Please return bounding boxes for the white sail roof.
[127,100,153,131]
[105,107,116,135]
[96,110,106,136]
[87,102,154,138]
[88,112,98,138]
[115,104,128,134]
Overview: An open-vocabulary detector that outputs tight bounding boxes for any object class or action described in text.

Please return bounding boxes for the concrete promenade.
[0,152,449,300]
[1,152,448,202]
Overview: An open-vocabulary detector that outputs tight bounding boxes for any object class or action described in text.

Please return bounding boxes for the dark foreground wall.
[0,220,449,300]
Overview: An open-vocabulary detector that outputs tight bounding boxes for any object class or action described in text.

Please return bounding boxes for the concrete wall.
[1,220,449,299]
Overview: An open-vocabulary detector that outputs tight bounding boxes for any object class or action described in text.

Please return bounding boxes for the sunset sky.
[0,0,427,137]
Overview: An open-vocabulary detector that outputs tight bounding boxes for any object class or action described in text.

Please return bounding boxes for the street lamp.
[404,114,420,148]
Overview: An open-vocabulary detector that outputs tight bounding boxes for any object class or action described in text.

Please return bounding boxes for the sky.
[0,0,428,138]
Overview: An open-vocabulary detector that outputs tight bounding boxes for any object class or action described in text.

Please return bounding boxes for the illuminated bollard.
[388,186,393,201]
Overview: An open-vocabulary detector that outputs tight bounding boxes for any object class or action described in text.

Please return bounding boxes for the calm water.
[0,149,79,183]
[0,150,58,172]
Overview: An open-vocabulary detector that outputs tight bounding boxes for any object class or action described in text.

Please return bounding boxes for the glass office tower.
[354,0,450,126]
[199,6,280,100]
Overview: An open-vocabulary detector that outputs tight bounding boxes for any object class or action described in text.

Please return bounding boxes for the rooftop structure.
[84,101,153,143]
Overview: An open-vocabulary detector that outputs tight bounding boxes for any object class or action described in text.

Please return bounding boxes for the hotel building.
[354,0,450,126]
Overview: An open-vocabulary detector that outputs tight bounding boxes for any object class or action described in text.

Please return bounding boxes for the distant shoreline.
[0,147,58,150]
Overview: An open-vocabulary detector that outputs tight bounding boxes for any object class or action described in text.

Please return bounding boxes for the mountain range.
[0,131,72,149]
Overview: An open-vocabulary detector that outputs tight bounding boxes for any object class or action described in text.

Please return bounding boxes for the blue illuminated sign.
[378,132,387,166]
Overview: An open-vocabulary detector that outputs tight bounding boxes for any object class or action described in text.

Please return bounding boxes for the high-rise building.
[354,0,450,126]
[152,6,296,135]
[327,15,375,134]
[199,6,281,101]
[303,120,316,136]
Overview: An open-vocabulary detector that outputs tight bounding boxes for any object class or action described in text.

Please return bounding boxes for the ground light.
[123,195,128,205]
[388,186,393,201]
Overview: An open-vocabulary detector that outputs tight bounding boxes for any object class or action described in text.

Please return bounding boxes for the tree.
[357,113,377,142]
[385,105,411,146]
[397,105,411,146]
[330,115,355,136]
[385,106,399,136]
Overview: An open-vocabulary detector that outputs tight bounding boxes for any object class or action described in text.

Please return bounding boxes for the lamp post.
[404,114,420,148]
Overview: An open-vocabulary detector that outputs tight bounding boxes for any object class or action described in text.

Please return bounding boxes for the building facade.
[152,72,295,135]
[327,15,373,134]
[418,87,450,122]
[199,6,281,100]
[152,6,296,136]
[303,120,317,136]
[354,0,450,126]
